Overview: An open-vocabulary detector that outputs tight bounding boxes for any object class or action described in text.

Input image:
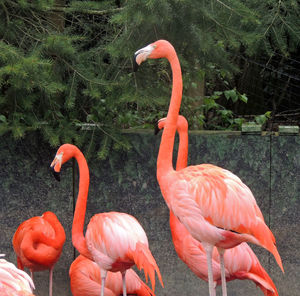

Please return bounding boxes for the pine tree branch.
[2,3,10,24]
[263,0,281,37]
[57,56,119,86]
[50,6,123,16]
[215,0,242,17]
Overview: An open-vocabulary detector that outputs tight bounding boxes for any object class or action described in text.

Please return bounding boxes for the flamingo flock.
[4,39,283,296]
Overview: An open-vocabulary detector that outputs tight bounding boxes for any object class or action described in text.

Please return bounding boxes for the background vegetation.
[0,0,299,158]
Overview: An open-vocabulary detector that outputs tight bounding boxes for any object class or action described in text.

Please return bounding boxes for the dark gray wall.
[0,131,299,296]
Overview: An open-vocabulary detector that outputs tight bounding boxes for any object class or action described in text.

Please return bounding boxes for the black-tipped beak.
[50,166,60,182]
[133,54,139,72]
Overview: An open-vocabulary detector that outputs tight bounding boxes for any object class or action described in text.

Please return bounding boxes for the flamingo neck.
[176,126,188,171]
[157,50,183,180]
[35,214,66,250]
[72,149,92,260]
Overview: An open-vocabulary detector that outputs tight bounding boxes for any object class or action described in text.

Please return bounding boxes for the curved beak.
[154,118,167,135]
[154,122,161,135]
[50,165,60,182]
[50,153,62,182]
[133,44,155,72]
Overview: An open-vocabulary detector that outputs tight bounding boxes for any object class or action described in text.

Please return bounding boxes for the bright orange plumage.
[135,40,283,296]
[12,211,66,296]
[69,254,155,296]
[50,144,163,296]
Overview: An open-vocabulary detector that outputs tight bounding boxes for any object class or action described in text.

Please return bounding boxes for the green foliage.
[0,0,299,158]
[197,89,248,130]
[254,111,272,125]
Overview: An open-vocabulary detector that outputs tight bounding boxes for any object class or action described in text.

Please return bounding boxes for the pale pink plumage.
[69,254,155,296]
[0,254,35,296]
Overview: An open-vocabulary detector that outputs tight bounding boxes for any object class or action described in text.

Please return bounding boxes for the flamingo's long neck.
[176,124,188,171]
[157,49,183,183]
[37,214,65,250]
[72,149,92,260]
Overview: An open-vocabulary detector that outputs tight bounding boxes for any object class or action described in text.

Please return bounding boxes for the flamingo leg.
[217,248,227,296]
[203,243,216,296]
[49,266,53,296]
[121,270,127,296]
[100,269,107,296]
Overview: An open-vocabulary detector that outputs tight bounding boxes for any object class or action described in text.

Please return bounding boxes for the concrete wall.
[0,131,299,295]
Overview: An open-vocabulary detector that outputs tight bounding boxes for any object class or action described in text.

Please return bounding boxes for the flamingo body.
[159,115,278,295]
[85,212,150,273]
[70,255,155,296]
[135,39,283,296]
[50,144,163,296]
[12,211,66,296]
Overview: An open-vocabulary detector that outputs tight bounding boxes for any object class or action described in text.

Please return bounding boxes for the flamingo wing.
[168,164,272,241]
[86,212,163,291]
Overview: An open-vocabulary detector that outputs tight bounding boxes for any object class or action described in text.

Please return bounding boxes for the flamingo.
[69,254,155,296]
[50,143,163,296]
[134,40,283,296]
[12,211,66,296]
[157,115,279,295]
[0,254,35,296]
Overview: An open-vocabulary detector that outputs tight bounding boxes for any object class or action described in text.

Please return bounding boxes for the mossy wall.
[0,131,299,296]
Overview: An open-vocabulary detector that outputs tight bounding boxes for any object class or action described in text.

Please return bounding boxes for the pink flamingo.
[134,40,283,296]
[0,254,35,296]
[157,115,279,295]
[69,254,155,296]
[12,211,66,296]
[50,144,163,296]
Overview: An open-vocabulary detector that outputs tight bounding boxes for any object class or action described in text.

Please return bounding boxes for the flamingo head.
[134,39,175,71]
[50,143,76,181]
[154,117,167,135]
[155,115,188,135]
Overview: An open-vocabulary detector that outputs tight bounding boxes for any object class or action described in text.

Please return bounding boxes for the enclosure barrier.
[0,130,299,295]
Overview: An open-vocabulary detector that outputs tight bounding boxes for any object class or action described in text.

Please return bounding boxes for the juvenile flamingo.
[13,211,66,296]
[157,115,279,295]
[0,254,35,296]
[134,40,283,296]
[50,144,163,296]
[69,254,155,296]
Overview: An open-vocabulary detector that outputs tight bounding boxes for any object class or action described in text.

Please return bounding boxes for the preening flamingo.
[50,143,163,296]
[13,211,66,296]
[157,115,279,296]
[69,254,155,296]
[0,254,35,296]
[134,39,283,296]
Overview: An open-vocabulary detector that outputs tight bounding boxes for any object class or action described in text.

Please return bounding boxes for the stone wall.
[0,131,299,295]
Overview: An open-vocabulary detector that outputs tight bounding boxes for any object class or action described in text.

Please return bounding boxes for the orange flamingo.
[134,40,283,296]
[50,144,163,296]
[69,254,155,296]
[157,115,279,295]
[0,254,35,296]
[12,211,66,296]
